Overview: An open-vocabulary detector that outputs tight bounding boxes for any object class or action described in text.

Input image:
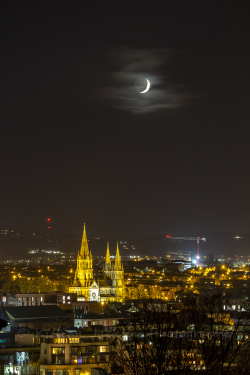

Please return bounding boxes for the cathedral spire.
[114,241,121,270]
[80,223,89,258]
[105,242,111,270]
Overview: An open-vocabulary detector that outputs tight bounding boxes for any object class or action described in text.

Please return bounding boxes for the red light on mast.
[47,218,51,222]
[166,235,170,238]
[48,226,51,229]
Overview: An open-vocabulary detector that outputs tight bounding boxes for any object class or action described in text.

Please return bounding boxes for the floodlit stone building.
[69,225,124,303]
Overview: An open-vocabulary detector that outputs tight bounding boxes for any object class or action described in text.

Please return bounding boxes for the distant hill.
[1,230,250,261]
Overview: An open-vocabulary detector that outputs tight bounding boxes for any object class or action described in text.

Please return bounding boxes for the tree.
[56,279,70,293]
[34,277,53,293]
[2,280,14,293]
[109,296,250,375]
[18,278,37,293]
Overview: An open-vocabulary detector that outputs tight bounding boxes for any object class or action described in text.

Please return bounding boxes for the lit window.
[63,296,65,300]
[54,338,67,344]
[99,346,106,352]
[69,337,79,343]
[67,296,70,300]
[52,347,65,354]
[41,297,43,301]
[72,355,78,364]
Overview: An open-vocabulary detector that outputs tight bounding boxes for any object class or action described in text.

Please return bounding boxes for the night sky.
[1,1,250,238]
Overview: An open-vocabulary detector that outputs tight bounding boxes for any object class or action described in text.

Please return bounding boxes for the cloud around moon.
[97,47,190,114]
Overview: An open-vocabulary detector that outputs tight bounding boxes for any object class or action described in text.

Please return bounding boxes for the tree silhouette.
[108,295,250,375]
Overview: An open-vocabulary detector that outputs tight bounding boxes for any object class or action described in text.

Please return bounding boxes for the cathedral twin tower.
[69,225,124,303]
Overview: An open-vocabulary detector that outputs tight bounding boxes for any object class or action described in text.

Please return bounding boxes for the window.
[27,302,29,306]
[26,297,29,301]
[44,348,47,354]
[22,302,24,306]
[67,296,70,300]
[31,302,33,306]
[31,297,34,301]
[99,346,106,353]
[63,296,65,300]
[22,297,24,301]
[54,338,68,344]
[35,297,38,301]
[51,348,65,365]
[69,338,80,343]
[41,297,43,301]
[86,306,88,311]
[100,354,106,362]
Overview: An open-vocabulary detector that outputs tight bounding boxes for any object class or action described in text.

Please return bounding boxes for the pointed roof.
[105,242,111,269]
[80,223,89,258]
[114,241,121,270]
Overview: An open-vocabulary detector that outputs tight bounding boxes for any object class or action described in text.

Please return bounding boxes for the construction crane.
[166,236,206,264]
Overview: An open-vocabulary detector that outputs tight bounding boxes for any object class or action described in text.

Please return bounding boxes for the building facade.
[15,292,77,307]
[40,334,110,375]
[69,226,124,303]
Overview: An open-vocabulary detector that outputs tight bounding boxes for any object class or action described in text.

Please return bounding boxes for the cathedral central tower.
[70,224,93,299]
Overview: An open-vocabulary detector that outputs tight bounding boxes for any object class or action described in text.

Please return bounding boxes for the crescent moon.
[140,79,150,93]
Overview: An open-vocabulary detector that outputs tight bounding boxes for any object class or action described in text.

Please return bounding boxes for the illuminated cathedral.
[69,225,124,303]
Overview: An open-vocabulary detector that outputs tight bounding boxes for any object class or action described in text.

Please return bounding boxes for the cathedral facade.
[69,225,124,303]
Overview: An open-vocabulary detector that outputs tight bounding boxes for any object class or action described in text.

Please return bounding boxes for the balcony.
[70,354,108,365]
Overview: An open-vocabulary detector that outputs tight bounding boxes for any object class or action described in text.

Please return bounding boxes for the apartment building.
[40,333,110,375]
[15,292,77,307]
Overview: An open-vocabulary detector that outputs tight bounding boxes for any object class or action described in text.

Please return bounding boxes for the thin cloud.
[98,47,189,114]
